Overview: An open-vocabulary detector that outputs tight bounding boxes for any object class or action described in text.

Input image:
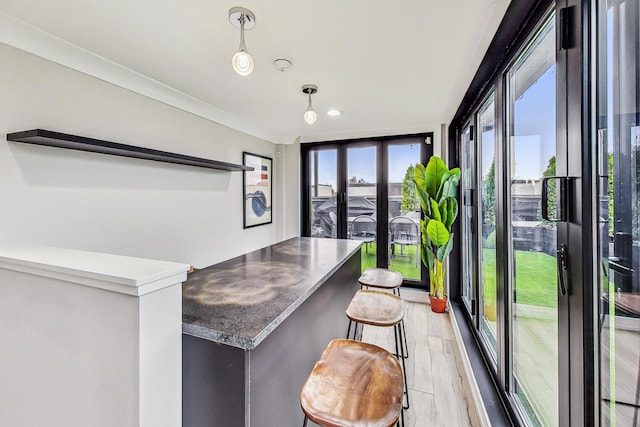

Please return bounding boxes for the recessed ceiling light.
[273,58,292,72]
[327,109,342,116]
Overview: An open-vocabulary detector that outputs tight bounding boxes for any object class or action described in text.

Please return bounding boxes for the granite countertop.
[182,237,362,350]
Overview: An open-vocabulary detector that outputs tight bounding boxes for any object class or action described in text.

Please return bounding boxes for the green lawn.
[360,242,421,280]
[358,243,557,308]
[482,249,557,308]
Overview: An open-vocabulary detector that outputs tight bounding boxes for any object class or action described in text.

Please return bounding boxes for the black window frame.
[300,133,432,289]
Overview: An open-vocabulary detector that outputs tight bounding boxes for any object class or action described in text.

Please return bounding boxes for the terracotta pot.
[429,295,448,313]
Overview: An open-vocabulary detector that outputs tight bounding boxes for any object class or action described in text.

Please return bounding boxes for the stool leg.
[393,323,404,427]
[346,319,353,339]
[394,286,409,359]
[401,319,409,359]
[303,415,308,427]
[393,321,408,359]
[395,323,409,410]
[633,352,640,427]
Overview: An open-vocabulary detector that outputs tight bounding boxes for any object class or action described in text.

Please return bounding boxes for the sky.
[511,64,557,180]
[313,53,557,190]
[312,144,421,191]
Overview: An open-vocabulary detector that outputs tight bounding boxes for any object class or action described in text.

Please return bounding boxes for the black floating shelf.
[6,129,254,172]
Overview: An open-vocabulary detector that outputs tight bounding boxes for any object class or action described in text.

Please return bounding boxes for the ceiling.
[0,0,511,144]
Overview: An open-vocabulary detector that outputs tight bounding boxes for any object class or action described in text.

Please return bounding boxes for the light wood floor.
[307,301,478,426]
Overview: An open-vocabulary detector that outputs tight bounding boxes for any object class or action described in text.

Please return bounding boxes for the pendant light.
[302,84,318,124]
[229,7,255,76]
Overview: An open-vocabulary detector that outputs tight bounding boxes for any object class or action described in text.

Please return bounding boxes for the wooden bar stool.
[358,268,409,360]
[300,339,404,427]
[358,268,403,295]
[346,289,409,410]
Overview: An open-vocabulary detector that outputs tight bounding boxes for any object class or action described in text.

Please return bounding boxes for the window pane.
[388,144,422,281]
[347,146,377,270]
[507,14,558,426]
[309,149,337,238]
[461,125,475,309]
[479,94,498,354]
[597,1,640,425]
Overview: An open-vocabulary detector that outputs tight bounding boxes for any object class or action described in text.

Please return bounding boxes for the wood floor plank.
[405,302,434,394]
[403,388,437,427]
[429,336,474,427]
[427,308,455,340]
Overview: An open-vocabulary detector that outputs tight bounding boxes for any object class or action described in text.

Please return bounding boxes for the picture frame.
[243,152,273,228]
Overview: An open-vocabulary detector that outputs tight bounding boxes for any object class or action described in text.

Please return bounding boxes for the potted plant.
[413,156,461,313]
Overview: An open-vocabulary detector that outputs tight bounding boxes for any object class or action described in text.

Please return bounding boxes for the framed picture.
[243,152,273,228]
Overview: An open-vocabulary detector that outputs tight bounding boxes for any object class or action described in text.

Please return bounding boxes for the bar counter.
[182,237,362,426]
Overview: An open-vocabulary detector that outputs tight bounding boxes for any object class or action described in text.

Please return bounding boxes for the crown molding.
[0,11,282,144]
[298,124,437,144]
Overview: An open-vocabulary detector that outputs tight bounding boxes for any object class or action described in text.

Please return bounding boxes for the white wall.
[0,247,188,427]
[274,139,301,241]
[0,42,298,267]
[0,268,139,426]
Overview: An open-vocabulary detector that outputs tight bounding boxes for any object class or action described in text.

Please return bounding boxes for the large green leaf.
[448,169,461,197]
[421,242,434,270]
[426,219,449,247]
[439,174,460,202]
[413,163,426,190]
[429,198,441,222]
[414,163,433,216]
[415,184,431,216]
[436,234,454,261]
[438,198,449,227]
[444,197,458,230]
[436,171,452,201]
[420,226,434,269]
[425,157,448,199]
[448,167,461,180]
[421,223,431,247]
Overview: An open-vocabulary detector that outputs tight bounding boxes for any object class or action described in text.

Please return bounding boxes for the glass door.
[478,94,498,355]
[596,1,640,425]
[308,148,339,239]
[302,134,430,286]
[347,145,378,269]
[461,124,476,312]
[506,13,558,426]
[388,141,424,282]
[452,1,620,424]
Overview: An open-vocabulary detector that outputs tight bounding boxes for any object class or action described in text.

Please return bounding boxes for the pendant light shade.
[232,50,254,76]
[302,84,318,124]
[229,7,255,76]
[304,108,318,125]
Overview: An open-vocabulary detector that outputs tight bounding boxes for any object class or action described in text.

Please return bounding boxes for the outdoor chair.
[350,215,376,253]
[389,216,419,267]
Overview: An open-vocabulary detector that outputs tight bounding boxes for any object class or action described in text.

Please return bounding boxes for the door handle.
[557,243,568,296]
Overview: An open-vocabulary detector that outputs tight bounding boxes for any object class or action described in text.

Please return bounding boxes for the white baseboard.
[401,288,429,303]
[448,307,492,427]
[601,314,640,332]
[404,292,492,427]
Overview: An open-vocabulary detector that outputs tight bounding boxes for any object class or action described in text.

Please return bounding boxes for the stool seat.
[300,339,403,427]
[358,268,402,290]
[346,290,406,327]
